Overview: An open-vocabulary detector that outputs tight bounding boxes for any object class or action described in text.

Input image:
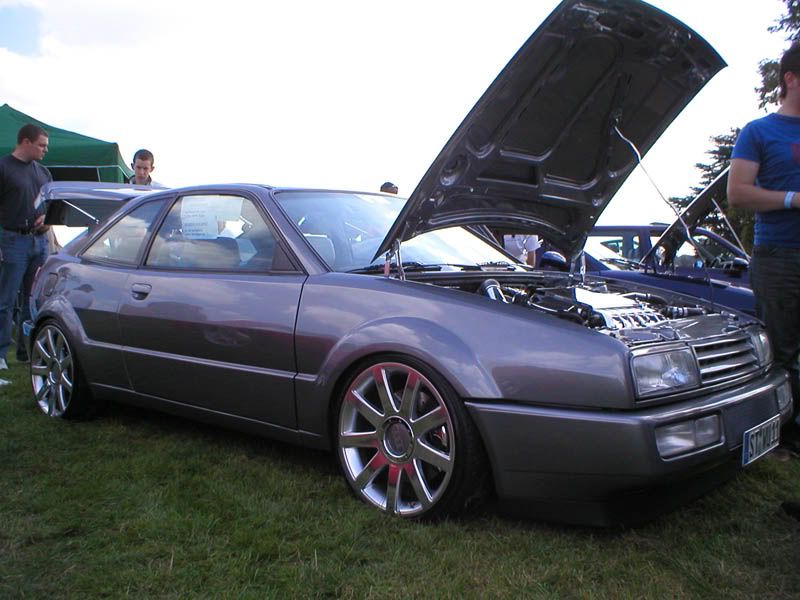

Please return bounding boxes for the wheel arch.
[296,316,503,445]
[328,350,493,517]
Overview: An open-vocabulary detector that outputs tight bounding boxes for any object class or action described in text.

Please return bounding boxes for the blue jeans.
[0,230,48,359]
[750,246,800,426]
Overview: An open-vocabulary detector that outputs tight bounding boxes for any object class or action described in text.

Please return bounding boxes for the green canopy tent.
[0,104,133,183]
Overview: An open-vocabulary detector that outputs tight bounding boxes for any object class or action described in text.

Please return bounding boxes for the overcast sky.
[0,0,790,224]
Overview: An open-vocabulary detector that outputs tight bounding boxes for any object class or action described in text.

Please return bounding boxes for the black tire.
[29,321,96,419]
[335,354,488,519]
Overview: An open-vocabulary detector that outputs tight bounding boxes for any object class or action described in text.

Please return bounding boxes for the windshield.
[583,238,638,270]
[670,233,738,268]
[273,191,517,272]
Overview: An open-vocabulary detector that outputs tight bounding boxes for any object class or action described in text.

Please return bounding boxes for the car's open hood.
[641,167,730,266]
[374,0,725,261]
[40,181,163,227]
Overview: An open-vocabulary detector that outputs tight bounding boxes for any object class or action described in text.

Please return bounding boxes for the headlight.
[632,349,700,398]
[750,329,773,366]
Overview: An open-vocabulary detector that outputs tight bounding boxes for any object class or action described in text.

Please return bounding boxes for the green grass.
[2,354,800,599]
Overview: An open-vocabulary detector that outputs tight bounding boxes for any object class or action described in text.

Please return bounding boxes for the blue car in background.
[584,169,757,316]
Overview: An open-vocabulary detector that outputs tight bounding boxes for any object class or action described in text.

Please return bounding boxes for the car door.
[117,190,305,428]
[71,197,169,387]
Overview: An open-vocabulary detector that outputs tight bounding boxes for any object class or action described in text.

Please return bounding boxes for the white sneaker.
[0,358,7,370]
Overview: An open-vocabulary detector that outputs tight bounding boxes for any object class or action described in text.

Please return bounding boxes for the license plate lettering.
[742,415,781,466]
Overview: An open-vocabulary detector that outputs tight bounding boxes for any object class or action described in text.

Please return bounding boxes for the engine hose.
[478,278,509,303]
[662,306,705,319]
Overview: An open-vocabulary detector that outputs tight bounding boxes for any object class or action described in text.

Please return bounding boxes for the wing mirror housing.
[540,250,568,271]
[722,257,749,278]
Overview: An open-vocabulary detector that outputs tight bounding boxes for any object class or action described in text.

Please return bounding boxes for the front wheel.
[336,357,487,519]
[30,322,94,419]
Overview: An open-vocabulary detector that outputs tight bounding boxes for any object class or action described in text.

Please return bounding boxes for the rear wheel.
[30,322,94,419]
[336,357,487,519]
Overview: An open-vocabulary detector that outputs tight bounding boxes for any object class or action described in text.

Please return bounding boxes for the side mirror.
[723,257,749,277]
[540,250,568,271]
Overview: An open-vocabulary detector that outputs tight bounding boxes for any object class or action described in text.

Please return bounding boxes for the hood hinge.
[383,239,406,281]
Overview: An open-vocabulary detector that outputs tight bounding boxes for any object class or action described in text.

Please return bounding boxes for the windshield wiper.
[347,261,444,274]
[346,261,495,274]
[478,260,518,270]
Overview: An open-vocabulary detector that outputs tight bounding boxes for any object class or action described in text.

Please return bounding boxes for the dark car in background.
[584,169,757,315]
[25,0,790,525]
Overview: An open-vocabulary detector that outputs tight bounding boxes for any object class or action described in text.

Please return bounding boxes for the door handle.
[130,283,152,300]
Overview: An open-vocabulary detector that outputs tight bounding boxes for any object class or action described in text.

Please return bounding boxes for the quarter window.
[82,201,164,265]
[145,194,277,271]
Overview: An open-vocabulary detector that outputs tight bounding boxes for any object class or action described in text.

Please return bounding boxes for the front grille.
[692,335,759,385]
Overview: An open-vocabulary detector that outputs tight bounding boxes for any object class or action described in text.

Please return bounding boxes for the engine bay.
[423,273,741,345]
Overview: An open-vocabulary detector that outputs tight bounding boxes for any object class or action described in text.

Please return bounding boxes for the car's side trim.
[120,345,297,380]
[91,383,327,448]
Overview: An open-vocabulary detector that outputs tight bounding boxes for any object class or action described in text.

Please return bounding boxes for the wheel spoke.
[34,338,51,363]
[353,451,388,491]
[414,440,452,473]
[398,371,421,419]
[410,405,447,438]
[347,389,384,428]
[46,328,57,359]
[371,366,397,415]
[31,364,49,377]
[35,381,49,405]
[339,430,379,449]
[56,385,68,413]
[385,464,402,515]
[54,333,66,361]
[60,353,72,374]
[47,385,57,416]
[404,462,433,509]
[60,371,73,394]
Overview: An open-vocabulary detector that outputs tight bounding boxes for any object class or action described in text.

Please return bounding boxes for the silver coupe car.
[25,0,791,525]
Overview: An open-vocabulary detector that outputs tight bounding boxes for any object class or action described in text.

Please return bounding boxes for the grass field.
[2,355,800,599]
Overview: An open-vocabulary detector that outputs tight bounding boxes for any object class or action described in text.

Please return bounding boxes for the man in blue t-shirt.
[729,43,800,443]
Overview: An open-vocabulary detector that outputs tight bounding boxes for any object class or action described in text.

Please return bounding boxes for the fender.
[295,316,501,441]
[34,296,130,389]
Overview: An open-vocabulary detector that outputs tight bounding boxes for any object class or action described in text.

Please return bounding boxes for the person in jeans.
[0,123,52,370]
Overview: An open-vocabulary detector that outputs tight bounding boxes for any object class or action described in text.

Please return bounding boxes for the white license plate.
[742,414,781,466]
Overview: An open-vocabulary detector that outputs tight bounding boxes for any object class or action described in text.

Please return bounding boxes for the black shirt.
[0,154,52,230]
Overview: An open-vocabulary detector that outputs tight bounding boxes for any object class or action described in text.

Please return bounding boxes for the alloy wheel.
[338,362,455,517]
[30,324,74,417]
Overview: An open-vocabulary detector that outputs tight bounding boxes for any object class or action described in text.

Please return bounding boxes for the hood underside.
[375,0,725,261]
[642,167,730,265]
[40,181,158,227]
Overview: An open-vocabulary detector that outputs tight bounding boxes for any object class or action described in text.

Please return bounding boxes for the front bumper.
[466,369,791,525]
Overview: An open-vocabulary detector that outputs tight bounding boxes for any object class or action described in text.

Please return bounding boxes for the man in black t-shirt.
[0,123,52,369]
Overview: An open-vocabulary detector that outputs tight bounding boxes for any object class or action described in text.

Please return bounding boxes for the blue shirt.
[732,113,800,247]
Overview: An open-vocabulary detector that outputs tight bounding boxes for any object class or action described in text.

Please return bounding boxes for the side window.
[82,201,164,264]
[145,194,277,271]
[591,234,641,260]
